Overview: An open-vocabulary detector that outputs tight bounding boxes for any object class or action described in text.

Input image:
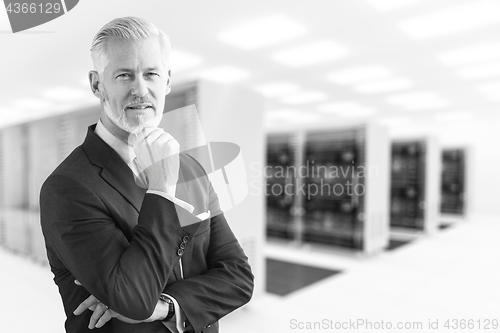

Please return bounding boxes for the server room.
[1,1,499,332]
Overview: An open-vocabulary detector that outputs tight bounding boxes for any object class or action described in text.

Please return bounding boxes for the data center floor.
[2,214,499,333]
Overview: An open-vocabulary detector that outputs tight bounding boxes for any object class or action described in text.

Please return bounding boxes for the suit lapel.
[82,125,146,213]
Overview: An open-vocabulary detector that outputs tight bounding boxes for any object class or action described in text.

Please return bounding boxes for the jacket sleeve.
[40,173,192,320]
[163,180,254,333]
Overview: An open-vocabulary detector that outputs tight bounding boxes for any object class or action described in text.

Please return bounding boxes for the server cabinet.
[303,129,364,249]
[390,138,440,234]
[266,124,390,255]
[390,141,426,230]
[265,134,297,240]
[440,149,466,216]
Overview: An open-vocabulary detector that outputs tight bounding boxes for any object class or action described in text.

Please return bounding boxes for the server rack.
[265,134,297,240]
[302,129,364,249]
[390,138,440,235]
[440,148,466,216]
[266,124,390,255]
[390,141,426,230]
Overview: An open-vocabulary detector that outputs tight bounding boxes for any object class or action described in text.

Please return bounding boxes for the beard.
[102,93,163,133]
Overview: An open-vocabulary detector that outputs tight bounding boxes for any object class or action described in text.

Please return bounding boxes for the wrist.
[148,183,176,196]
[159,294,175,322]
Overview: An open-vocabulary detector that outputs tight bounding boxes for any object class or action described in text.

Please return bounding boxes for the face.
[91,36,170,138]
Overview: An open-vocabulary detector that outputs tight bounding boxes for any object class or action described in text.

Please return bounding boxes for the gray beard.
[103,100,162,133]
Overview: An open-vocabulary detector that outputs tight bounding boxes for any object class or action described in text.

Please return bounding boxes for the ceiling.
[0,0,499,131]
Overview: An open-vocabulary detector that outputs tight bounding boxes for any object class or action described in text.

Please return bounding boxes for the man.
[40,17,253,333]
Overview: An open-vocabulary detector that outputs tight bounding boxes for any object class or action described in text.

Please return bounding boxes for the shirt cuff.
[160,294,187,333]
[147,190,195,213]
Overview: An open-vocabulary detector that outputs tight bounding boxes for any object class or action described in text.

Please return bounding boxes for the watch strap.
[159,294,175,322]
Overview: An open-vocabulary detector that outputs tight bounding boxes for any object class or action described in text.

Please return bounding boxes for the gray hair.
[90,17,171,75]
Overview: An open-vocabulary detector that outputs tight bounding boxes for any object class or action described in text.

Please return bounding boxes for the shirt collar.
[94,120,136,165]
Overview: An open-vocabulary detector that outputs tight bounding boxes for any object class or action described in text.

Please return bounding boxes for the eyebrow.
[113,67,160,75]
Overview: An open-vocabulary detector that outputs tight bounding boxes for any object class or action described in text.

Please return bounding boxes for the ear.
[89,71,102,99]
[165,70,171,95]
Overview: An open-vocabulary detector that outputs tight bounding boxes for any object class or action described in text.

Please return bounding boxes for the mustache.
[126,97,154,106]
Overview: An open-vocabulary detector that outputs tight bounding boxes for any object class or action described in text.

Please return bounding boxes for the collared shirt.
[94,120,189,332]
[94,120,194,213]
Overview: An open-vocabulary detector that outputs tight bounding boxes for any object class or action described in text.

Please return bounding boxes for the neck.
[100,113,131,145]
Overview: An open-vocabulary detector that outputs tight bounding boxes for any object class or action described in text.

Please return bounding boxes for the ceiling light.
[254,82,301,97]
[457,62,500,80]
[438,42,500,66]
[42,87,88,102]
[386,91,449,110]
[366,0,422,12]
[386,91,442,104]
[267,108,320,123]
[218,15,306,50]
[267,108,299,119]
[195,65,250,83]
[279,91,328,105]
[326,65,392,85]
[272,40,349,67]
[400,0,500,39]
[434,111,475,122]
[336,107,377,118]
[318,101,362,113]
[376,116,410,127]
[354,77,413,94]
[404,100,450,110]
[317,101,377,117]
[286,112,320,123]
[171,49,203,72]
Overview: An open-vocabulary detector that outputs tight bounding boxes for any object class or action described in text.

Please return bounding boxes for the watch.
[159,294,175,322]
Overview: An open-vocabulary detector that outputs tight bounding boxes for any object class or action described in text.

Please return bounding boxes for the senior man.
[40,17,253,333]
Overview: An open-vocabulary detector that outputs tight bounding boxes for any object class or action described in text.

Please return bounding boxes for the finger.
[95,309,117,328]
[88,303,108,329]
[139,128,165,145]
[73,295,99,315]
[144,127,165,139]
[151,130,174,144]
[156,133,180,156]
[128,126,156,145]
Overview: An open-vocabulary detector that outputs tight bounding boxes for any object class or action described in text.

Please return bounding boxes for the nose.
[131,76,148,97]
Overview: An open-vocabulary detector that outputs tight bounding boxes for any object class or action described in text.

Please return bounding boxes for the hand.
[73,280,170,329]
[130,128,180,194]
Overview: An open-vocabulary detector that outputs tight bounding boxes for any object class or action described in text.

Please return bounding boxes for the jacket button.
[183,235,190,243]
[177,249,184,256]
[179,242,186,249]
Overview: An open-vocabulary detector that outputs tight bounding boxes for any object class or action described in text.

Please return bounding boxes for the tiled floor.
[1,213,500,333]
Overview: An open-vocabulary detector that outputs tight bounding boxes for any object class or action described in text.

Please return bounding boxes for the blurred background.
[1,0,499,332]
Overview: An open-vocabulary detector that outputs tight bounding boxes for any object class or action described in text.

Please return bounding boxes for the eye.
[116,73,131,79]
[146,72,160,77]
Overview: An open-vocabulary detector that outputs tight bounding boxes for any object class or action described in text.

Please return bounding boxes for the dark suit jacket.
[40,125,254,333]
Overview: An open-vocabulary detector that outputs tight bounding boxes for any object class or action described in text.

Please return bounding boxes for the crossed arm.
[41,173,253,332]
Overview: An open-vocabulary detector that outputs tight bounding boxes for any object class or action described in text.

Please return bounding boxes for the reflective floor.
[2,214,499,333]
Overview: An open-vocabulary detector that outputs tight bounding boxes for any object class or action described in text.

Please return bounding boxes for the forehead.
[104,36,165,71]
